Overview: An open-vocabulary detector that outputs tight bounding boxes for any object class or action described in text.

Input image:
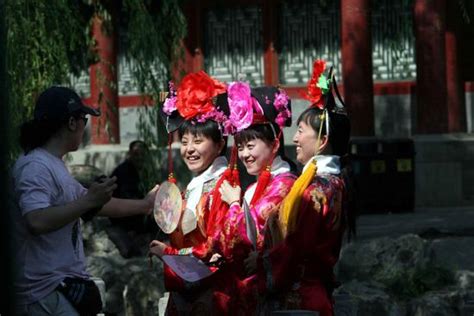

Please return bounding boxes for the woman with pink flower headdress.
[214,82,297,313]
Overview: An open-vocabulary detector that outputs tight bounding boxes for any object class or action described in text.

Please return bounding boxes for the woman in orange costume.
[251,60,355,315]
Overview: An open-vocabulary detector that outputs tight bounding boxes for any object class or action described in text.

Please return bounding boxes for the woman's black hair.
[297,107,350,156]
[234,123,297,173]
[234,123,279,147]
[19,110,84,154]
[297,106,356,241]
[340,155,357,242]
[178,119,227,156]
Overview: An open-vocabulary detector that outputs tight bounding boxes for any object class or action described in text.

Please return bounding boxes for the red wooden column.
[90,10,120,144]
[414,0,448,133]
[340,0,374,136]
[262,0,279,86]
[445,0,465,132]
[177,2,204,81]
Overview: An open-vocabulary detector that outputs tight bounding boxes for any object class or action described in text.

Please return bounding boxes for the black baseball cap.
[34,86,101,121]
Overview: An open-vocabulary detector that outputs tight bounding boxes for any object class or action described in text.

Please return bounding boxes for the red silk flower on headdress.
[176,71,227,120]
[300,59,327,109]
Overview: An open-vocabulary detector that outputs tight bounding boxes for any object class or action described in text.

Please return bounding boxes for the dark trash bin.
[349,137,415,213]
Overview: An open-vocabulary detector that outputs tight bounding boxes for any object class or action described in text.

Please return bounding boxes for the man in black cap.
[11,86,158,315]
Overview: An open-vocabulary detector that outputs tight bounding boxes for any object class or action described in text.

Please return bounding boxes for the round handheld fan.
[153,181,182,234]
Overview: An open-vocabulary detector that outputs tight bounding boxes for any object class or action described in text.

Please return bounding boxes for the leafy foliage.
[6,0,92,158]
[119,0,187,190]
[6,0,187,191]
[121,0,186,152]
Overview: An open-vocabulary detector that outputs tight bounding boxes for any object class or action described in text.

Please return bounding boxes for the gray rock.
[83,216,164,315]
[407,289,461,316]
[337,234,434,285]
[334,281,404,316]
[87,255,164,315]
[456,270,474,290]
[87,255,128,314]
[123,260,165,316]
[82,217,120,257]
[336,234,457,305]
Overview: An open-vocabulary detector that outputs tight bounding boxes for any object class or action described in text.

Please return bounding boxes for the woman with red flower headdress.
[215,83,297,313]
[251,60,355,315]
[149,71,239,314]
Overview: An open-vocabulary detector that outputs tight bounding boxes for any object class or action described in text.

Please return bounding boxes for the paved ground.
[355,206,474,240]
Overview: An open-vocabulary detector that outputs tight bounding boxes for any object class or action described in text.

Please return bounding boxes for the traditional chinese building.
[69,0,474,208]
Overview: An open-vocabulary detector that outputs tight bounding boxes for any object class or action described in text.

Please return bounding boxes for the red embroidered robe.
[164,172,296,315]
[256,173,347,316]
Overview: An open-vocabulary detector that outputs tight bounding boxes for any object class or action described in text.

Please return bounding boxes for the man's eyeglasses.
[78,116,88,125]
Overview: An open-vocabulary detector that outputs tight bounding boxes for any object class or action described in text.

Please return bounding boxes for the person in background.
[112,140,148,200]
[12,86,158,316]
[108,140,157,258]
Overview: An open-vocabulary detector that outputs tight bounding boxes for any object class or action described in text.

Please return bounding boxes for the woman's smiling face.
[237,137,275,176]
[180,132,223,175]
[293,120,318,164]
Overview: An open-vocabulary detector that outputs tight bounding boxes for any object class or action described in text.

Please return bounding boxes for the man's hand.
[144,184,160,215]
[98,182,158,218]
[244,251,258,275]
[84,176,117,209]
[219,180,241,206]
[149,240,168,258]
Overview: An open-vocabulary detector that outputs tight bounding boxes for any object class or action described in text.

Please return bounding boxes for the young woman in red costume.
[148,71,237,314]
[249,60,354,316]
[216,84,297,314]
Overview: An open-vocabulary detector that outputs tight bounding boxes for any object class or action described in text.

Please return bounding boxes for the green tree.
[5,0,186,162]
